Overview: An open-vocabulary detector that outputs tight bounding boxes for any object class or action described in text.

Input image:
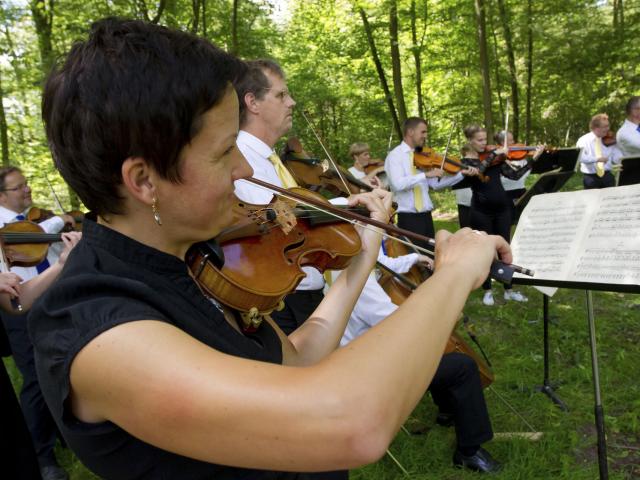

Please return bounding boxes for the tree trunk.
[0,70,9,166]
[359,7,402,140]
[201,0,207,38]
[473,0,493,139]
[488,2,504,124]
[525,0,533,144]
[410,0,426,120]
[191,0,201,33]
[389,0,407,125]
[497,0,519,140]
[231,0,239,54]
[29,0,55,76]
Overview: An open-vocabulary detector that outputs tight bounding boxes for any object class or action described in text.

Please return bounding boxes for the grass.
[5,172,640,479]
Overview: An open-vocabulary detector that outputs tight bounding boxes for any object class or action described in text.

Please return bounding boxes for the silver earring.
[152,197,162,226]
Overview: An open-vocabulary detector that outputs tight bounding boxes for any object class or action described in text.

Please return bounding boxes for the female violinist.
[347,142,383,189]
[459,125,541,306]
[32,18,512,479]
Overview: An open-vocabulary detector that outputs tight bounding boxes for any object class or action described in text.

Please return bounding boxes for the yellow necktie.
[594,137,605,178]
[411,152,424,212]
[268,152,298,188]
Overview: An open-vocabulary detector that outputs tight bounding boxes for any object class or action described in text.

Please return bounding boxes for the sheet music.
[511,184,640,293]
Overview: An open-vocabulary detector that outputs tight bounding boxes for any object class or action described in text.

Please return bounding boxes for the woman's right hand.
[433,228,512,290]
[0,272,23,299]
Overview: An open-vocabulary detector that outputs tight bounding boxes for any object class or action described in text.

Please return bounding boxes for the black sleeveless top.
[28,218,306,479]
[460,157,511,214]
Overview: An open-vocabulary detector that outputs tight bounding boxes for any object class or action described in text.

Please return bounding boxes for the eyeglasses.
[2,182,29,192]
[260,87,292,102]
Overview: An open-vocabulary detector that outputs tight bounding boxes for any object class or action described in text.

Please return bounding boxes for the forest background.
[0,0,638,210]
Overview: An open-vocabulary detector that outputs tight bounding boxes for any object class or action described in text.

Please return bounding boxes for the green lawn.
[5,173,640,479]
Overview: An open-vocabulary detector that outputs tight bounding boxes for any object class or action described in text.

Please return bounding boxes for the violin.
[27,206,84,232]
[280,137,373,196]
[186,188,363,330]
[364,159,385,176]
[0,221,63,267]
[414,147,471,175]
[602,130,617,147]
[376,242,494,388]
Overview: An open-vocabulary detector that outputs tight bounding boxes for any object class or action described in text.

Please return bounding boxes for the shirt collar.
[399,141,413,153]
[238,130,276,158]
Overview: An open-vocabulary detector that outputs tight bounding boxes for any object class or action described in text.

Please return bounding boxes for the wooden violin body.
[187,189,361,329]
[27,206,84,231]
[0,221,62,267]
[281,137,372,195]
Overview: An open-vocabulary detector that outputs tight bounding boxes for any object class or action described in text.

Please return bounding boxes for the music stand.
[617,156,640,186]
[530,147,580,174]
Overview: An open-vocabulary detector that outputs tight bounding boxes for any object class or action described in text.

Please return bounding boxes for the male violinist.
[331,242,501,474]
[0,166,76,480]
[576,113,622,189]
[616,96,640,158]
[385,117,477,248]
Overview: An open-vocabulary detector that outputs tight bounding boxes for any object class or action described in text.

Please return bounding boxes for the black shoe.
[453,447,502,473]
[436,412,455,427]
[40,465,70,480]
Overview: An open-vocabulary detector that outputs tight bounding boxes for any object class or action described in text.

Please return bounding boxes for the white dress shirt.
[500,169,531,192]
[385,141,463,213]
[337,248,418,346]
[576,131,622,174]
[348,166,366,180]
[616,119,640,157]
[234,130,325,290]
[0,205,65,283]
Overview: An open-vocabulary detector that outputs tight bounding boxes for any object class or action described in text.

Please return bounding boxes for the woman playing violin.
[459,125,542,306]
[32,18,512,479]
[347,142,383,189]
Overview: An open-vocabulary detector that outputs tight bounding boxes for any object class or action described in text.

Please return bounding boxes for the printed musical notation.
[511,184,640,288]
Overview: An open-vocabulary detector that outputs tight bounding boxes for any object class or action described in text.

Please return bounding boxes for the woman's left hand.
[347,189,393,253]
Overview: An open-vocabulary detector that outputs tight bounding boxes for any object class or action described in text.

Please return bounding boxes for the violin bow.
[300,110,352,194]
[503,99,509,151]
[45,173,66,214]
[439,120,457,171]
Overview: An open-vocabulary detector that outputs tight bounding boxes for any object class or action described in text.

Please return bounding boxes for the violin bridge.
[271,198,297,235]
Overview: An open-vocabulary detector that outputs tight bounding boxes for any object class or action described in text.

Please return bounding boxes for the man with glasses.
[616,96,640,158]
[0,166,74,480]
[576,114,622,189]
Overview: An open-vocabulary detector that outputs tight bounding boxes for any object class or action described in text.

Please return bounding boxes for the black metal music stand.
[618,156,640,186]
[531,147,580,174]
[512,277,640,480]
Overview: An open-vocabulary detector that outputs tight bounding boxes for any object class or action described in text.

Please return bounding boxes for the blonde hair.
[463,124,486,140]
[590,113,609,129]
[348,142,370,158]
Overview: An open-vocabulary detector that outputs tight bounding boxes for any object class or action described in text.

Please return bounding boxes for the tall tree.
[497,0,519,139]
[473,0,493,138]
[359,7,402,140]
[525,0,533,144]
[0,69,9,165]
[29,0,54,75]
[231,0,239,54]
[389,0,407,124]
[410,0,426,119]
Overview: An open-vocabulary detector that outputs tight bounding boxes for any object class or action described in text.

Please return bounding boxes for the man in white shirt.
[385,117,475,247]
[576,113,622,189]
[616,96,640,158]
[0,166,74,480]
[337,246,500,474]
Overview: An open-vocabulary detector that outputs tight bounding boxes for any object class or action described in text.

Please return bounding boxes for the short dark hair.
[42,17,246,216]
[402,117,427,136]
[463,124,486,140]
[625,96,640,115]
[0,166,21,192]
[235,59,285,127]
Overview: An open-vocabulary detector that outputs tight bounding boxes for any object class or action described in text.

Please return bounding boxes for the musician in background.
[495,131,531,225]
[616,96,640,157]
[0,166,76,480]
[333,244,500,474]
[576,113,622,189]
[385,117,476,248]
[347,142,382,189]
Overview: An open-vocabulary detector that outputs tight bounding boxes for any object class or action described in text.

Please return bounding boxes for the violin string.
[237,179,435,257]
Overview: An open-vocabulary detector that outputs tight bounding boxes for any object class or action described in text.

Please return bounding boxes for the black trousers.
[429,353,493,449]
[270,291,348,480]
[469,206,513,291]
[583,171,615,189]
[397,211,434,249]
[1,323,42,479]
[457,205,471,229]
[2,312,59,467]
